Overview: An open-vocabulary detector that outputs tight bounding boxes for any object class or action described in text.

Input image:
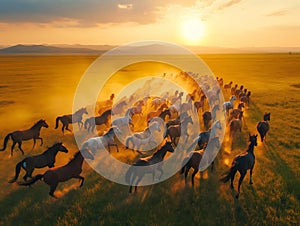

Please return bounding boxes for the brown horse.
[181,137,220,186]
[55,108,88,133]
[194,95,206,112]
[165,116,193,145]
[147,104,168,121]
[229,111,243,138]
[228,102,244,122]
[18,149,94,198]
[223,81,233,91]
[257,112,271,142]
[9,143,68,183]
[84,109,111,133]
[125,141,175,193]
[0,119,49,156]
[220,134,258,199]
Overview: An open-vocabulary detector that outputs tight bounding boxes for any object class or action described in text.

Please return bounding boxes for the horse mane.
[43,142,62,154]
[30,119,44,129]
[75,107,86,114]
[102,109,112,116]
[67,151,81,164]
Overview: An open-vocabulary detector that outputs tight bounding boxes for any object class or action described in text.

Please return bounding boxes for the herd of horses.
[0,73,271,199]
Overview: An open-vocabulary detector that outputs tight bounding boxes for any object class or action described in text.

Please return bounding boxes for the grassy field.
[0,54,299,226]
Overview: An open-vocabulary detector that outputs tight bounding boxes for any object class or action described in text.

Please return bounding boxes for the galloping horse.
[165,116,193,145]
[81,127,121,153]
[220,134,258,199]
[223,96,236,114]
[84,109,111,133]
[188,120,222,151]
[125,122,161,152]
[0,119,49,156]
[18,148,94,198]
[9,143,68,183]
[229,112,243,138]
[125,141,175,193]
[181,137,220,186]
[257,112,271,142]
[55,108,88,133]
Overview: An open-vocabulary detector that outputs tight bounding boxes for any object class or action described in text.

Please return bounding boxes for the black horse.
[257,112,270,142]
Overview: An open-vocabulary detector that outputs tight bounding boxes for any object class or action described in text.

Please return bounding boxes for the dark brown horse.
[9,143,68,183]
[181,137,220,186]
[165,116,193,145]
[18,149,94,198]
[229,111,243,138]
[220,134,258,199]
[125,141,175,193]
[55,107,88,133]
[84,109,111,133]
[257,112,270,142]
[0,119,49,156]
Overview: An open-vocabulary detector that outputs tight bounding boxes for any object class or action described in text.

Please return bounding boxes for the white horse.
[125,122,162,152]
[81,127,121,153]
[111,110,134,137]
[223,96,236,113]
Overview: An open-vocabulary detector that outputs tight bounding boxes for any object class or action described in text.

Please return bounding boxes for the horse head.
[264,112,271,121]
[55,142,69,153]
[40,119,49,128]
[249,134,258,146]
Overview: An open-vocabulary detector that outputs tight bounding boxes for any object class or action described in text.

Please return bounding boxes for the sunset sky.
[0,0,299,48]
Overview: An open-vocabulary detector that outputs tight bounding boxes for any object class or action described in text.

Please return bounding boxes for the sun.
[180,17,205,45]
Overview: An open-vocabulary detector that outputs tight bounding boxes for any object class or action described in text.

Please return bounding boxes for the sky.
[0,0,299,48]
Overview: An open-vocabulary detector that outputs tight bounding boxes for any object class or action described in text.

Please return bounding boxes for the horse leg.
[134,175,143,193]
[49,182,59,198]
[37,137,43,146]
[11,141,17,156]
[249,168,253,184]
[230,169,237,190]
[184,165,191,184]
[191,168,199,186]
[18,142,25,155]
[157,165,164,180]
[23,167,34,181]
[73,175,85,187]
[211,161,214,172]
[62,125,65,133]
[66,124,72,132]
[32,139,36,150]
[236,172,246,199]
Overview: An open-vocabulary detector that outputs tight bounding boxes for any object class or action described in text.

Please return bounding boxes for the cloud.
[0,0,199,26]
[266,9,288,17]
[217,0,243,10]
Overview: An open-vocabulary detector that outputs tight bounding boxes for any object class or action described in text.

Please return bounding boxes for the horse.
[81,127,121,153]
[165,116,193,145]
[111,110,134,137]
[166,112,189,128]
[84,109,112,133]
[229,112,243,138]
[194,95,206,112]
[181,137,220,186]
[18,148,94,198]
[240,91,251,106]
[228,102,244,122]
[9,143,68,183]
[231,84,238,96]
[125,141,175,193]
[159,109,172,121]
[202,105,220,130]
[147,104,168,122]
[223,96,237,114]
[223,81,233,91]
[55,108,88,133]
[112,100,127,115]
[235,85,244,97]
[126,122,161,152]
[188,120,222,151]
[0,119,49,156]
[257,112,271,142]
[220,134,258,199]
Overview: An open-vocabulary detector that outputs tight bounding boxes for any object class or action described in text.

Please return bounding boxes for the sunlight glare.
[181,17,205,45]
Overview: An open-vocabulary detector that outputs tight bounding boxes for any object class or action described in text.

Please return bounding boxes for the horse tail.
[125,136,132,149]
[8,160,24,183]
[18,174,44,186]
[0,133,12,151]
[55,116,62,129]
[84,118,90,130]
[125,166,133,185]
[220,163,238,183]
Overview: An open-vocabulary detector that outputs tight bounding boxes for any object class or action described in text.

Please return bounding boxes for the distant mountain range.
[0,44,299,54]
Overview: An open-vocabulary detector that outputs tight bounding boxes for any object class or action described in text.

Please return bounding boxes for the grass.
[0,54,299,225]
